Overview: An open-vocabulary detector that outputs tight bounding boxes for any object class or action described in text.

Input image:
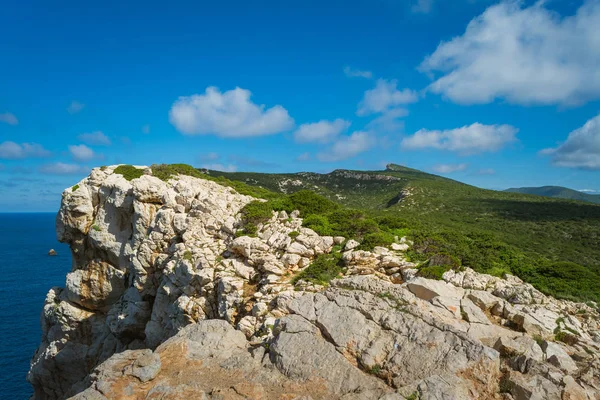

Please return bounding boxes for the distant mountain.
[504,186,600,204]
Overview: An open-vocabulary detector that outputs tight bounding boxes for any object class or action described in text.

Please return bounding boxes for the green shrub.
[72,184,79,191]
[418,265,451,280]
[358,231,395,250]
[92,224,101,232]
[292,253,343,285]
[114,165,144,181]
[288,190,339,216]
[368,364,382,375]
[151,163,204,181]
[183,251,193,261]
[241,201,273,225]
[236,224,258,237]
[302,214,333,236]
[288,231,300,239]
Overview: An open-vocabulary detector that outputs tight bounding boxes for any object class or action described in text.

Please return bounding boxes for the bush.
[72,184,79,191]
[288,190,339,216]
[302,214,333,236]
[514,261,600,303]
[358,231,395,250]
[151,163,204,181]
[418,265,451,280]
[241,201,273,225]
[288,231,300,239]
[114,165,144,181]
[292,253,343,285]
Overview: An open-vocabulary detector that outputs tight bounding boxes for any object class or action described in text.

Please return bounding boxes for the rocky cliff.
[29,165,600,399]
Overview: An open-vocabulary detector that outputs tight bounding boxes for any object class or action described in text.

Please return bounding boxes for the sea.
[0,213,71,399]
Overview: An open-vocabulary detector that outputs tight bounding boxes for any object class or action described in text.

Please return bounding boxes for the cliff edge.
[29,165,600,399]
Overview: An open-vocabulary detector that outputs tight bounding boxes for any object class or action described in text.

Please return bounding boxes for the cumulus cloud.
[142,124,150,134]
[78,131,111,146]
[69,144,95,162]
[0,141,51,159]
[541,113,600,170]
[0,112,18,125]
[201,163,237,172]
[67,101,85,114]
[39,162,89,175]
[401,123,518,155]
[294,119,351,143]
[432,163,468,174]
[412,0,433,14]
[317,131,374,162]
[169,87,294,137]
[343,66,373,79]
[365,108,408,133]
[357,79,418,116]
[419,1,600,106]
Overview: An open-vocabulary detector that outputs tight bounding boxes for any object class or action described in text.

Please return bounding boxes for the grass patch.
[417,265,452,280]
[114,165,144,181]
[292,253,343,286]
[555,331,578,345]
[288,231,300,239]
[92,224,101,232]
[71,184,79,191]
[183,251,193,261]
[151,163,204,181]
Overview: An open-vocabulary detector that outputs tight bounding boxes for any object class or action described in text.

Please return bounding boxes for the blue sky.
[1,0,600,211]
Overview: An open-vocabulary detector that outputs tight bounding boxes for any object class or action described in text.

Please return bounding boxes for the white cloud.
[69,144,95,162]
[199,152,220,161]
[169,86,294,137]
[0,112,18,125]
[39,162,89,175]
[579,189,599,193]
[294,119,351,143]
[477,168,496,175]
[201,163,237,172]
[541,112,600,170]
[343,66,373,79]
[142,124,150,134]
[0,142,51,159]
[412,0,433,14]
[317,131,374,162]
[357,79,418,116]
[78,131,111,146]
[419,1,600,106]
[67,101,85,114]
[432,163,468,174]
[365,108,408,133]
[401,123,518,155]
[297,152,311,161]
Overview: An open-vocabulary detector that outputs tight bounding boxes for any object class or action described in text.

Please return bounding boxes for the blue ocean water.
[0,213,71,399]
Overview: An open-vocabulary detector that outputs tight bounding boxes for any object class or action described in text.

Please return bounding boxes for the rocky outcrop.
[29,166,600,399]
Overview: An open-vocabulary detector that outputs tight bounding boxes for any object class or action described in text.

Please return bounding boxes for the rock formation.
[29,165,600,399]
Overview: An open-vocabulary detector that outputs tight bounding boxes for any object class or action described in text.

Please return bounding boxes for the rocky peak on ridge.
[28,165,600,400]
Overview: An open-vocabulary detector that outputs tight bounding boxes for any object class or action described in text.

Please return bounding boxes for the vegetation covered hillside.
[207,163,600,303]
[505,186,600,204]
